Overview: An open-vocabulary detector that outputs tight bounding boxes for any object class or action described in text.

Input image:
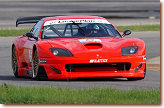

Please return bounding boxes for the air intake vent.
[65,63,131,72]
[84,43,102,49]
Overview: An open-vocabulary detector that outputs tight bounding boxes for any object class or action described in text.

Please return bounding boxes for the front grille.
[65,63,131,72]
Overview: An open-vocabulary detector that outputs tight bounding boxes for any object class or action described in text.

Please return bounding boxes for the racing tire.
[32,50,48,80]
[127,64,146,81]
[32,50,39,78]
[11,46,19,78]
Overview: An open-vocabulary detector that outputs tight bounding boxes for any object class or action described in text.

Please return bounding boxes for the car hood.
[46,37,139,57]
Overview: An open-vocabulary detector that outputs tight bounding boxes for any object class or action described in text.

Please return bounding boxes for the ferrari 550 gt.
[12,16,146,80]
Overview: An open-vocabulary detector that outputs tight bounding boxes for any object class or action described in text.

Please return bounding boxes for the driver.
[86,24,100,36]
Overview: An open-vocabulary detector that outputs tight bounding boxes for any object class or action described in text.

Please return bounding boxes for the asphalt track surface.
[0,0,160,89]
[0,31,160,90]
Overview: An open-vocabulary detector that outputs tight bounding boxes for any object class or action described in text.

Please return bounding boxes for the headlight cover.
[121,46,138,55]
[49,48,73,57]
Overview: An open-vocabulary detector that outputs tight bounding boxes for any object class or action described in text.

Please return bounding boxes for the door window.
[31,20,43,37]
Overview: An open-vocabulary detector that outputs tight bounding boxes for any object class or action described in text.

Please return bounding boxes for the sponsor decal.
[90,59,108,63]
[44,19,110,26]
[79,39,102,43]
[39,60,47,63]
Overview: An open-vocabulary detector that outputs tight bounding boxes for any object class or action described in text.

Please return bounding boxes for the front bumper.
[39,55,146,79]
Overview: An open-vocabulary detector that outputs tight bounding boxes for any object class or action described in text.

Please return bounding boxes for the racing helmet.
[86,24,99,30]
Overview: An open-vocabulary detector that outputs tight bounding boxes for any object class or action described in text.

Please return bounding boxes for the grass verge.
[0,24,160,37]
[0,84,160,104]
[0,29,30,37]
[117,24,160,32]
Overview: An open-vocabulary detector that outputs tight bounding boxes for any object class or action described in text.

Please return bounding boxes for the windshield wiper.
[71,21,86,36]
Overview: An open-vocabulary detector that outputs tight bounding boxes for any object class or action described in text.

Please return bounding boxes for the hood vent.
[84,43,102,49]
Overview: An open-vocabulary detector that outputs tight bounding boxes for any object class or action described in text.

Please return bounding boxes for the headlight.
[49,48,73,57]
[121,46,138,55]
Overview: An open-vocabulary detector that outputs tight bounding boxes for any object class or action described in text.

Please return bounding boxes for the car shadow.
[47,77,128,82]
[0,75,128,82]
[69,77,127,81]
[0,75,34,81]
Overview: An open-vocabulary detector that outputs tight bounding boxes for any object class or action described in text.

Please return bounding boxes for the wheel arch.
[12,43,19,60]
[12,44,15,50]
[11,43,20,77]
[32,44,48,80]
[32,45,37,59]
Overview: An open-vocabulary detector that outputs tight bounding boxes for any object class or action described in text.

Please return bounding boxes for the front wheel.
[32,50,48,80]
[12,46,19,77]
[32,50,39,78]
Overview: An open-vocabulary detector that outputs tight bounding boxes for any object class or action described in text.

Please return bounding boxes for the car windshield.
[42,22,121,39]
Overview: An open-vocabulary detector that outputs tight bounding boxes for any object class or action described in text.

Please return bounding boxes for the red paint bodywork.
[13,16,146,79]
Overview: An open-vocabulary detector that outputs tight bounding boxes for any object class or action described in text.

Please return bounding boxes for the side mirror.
[25,32,38,40]
[122,30,131,37]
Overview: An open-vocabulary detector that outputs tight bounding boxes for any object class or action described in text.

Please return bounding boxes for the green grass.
[0,24,160,37]
[116,24,160,32]
[0,28,30,37]
[0,84,160,104]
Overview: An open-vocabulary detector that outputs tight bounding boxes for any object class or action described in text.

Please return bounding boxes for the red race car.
[12,16,146,80]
